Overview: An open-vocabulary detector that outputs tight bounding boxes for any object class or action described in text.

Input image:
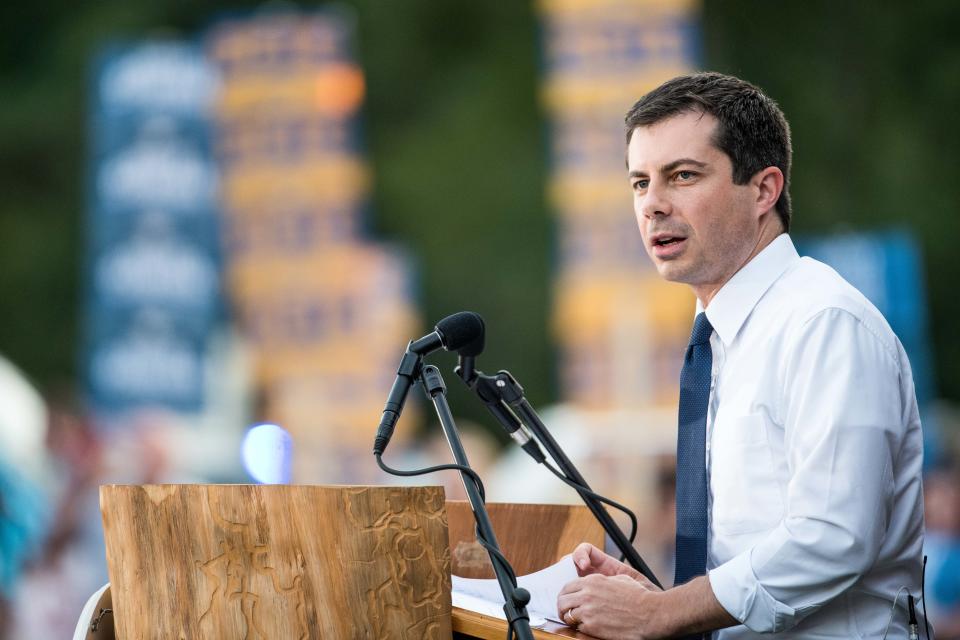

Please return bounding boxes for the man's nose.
[638,181,672,219]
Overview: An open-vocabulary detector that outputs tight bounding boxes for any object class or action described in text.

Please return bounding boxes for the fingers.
[558,577,584,601]
[556,573,612,622]
[586,544,613,570]
[557,573,661,637]
[571,542,615,576]
[556,576,585,621]
[571,542,657,583]
[562,607,581,627]
[570,542,596,573]
[557,594,583,629]
[557,575,618,631]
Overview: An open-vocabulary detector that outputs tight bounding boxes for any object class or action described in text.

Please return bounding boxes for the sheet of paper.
[451,591,549,628]
[451,554,579,627]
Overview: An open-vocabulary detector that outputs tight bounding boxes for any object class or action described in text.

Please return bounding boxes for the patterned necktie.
[675,312,713,588]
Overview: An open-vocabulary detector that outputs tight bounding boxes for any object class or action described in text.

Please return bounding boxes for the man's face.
[628,111,761,300]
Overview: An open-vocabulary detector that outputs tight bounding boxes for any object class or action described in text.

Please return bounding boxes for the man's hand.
[570,542,644,580]
[557,543,739,639]
[557,572,663,639]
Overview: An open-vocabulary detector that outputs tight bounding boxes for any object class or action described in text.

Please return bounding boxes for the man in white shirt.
[557,73,927,639]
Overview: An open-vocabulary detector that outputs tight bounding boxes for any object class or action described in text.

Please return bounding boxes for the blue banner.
[797,230,941,466]
[83,41,222,415]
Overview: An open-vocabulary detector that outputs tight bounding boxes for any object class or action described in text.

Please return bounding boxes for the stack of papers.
[451,555,578,628]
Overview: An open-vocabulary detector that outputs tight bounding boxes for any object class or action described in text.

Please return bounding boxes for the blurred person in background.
[9,401,191,638]
[8,389,107,639]
[557,72,927,639]
[0,355,51,638]
[924,466,960,638]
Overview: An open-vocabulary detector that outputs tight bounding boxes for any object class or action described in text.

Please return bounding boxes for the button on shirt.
[699,234,926,638]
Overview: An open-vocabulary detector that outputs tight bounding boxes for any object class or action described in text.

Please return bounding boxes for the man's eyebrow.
[660,158,708,173]
[628,158,709,178]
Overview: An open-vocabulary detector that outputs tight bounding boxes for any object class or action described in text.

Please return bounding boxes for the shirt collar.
[696,233,800,346]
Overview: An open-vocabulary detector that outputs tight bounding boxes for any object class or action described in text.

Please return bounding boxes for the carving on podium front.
[344,487,451,640]
[195,493,310,639]
[100,484,452,639]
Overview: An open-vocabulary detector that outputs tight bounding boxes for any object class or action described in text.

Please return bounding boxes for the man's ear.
[754,166,784,218]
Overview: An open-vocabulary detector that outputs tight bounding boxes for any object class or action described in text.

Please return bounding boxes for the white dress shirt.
[699,234,928,638]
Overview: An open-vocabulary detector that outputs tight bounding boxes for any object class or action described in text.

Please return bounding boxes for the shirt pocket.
[711,413,785,535]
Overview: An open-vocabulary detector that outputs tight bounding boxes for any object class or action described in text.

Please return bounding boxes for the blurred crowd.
[0,352,239,638]
[2,351,960,638]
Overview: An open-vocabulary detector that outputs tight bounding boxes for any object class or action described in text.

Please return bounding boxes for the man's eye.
[677,170,695,180]
[632,179,649,191]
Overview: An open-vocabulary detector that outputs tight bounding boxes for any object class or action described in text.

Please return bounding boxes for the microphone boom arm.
[456,362,663,589]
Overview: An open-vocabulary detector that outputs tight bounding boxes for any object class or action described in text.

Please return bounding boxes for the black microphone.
[410,311,485,356]
[374,312,486,455]
[373,349,420,456]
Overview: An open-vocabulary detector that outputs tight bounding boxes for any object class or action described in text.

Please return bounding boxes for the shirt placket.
[705,332,723,571]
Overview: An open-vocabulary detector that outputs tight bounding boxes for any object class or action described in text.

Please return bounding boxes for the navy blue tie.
[675,312,713,589]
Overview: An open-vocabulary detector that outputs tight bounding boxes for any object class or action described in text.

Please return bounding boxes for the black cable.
[375,452,486,502]
[375,453,524,585]
[467,521,523,638]
[473,523,518,585]
[376,452,523,636]
[541,459,639,548]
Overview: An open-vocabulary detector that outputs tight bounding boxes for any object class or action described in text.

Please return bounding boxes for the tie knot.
[688,313,713,346]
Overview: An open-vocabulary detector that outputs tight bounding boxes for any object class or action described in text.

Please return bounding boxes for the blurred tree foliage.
[0,1,957,428]
[703,1,960,403]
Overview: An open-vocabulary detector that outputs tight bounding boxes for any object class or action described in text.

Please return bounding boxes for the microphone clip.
[457,360,545,464]
[456,355,477,385]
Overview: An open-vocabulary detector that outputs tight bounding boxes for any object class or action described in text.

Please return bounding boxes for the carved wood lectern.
[98,485,601,639]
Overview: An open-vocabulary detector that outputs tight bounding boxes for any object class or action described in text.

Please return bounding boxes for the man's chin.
[653,260,690,283]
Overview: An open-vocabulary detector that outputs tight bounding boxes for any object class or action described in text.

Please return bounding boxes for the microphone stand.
[456,358,663,589]
[419,365,535,640]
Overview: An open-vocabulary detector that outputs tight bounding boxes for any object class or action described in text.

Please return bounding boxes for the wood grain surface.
[446,501,605,579]
[100,484,451,640]
[452,607,598,639]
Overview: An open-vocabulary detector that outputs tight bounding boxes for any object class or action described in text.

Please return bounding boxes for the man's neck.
[694,222,785,309]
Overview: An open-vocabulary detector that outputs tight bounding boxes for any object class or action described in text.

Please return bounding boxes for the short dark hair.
[625,72,792,231]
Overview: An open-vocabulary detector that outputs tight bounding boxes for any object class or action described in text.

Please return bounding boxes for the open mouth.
[653,236,684,246]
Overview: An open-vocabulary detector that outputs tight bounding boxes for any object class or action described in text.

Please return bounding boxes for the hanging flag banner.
[540,0,701,410]
[207,9,420,482]
[84,41,223,415]
[537,1,702,578]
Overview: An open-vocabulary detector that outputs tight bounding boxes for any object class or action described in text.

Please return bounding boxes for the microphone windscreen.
[436,311,485,356]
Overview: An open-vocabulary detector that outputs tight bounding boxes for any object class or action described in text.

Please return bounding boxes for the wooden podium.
[96,485,602,639]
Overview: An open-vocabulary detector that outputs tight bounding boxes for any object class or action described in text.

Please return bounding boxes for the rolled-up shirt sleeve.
[708,307,904,633]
